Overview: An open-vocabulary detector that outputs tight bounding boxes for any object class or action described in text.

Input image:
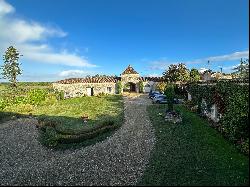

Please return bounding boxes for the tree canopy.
[189,68,200,82]
[163,63,190,83]
[232,59,249,79]
[1,46,22,87]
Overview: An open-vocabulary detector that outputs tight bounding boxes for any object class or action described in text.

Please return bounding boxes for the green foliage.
[123,82,130,92]
[232,59,249,79]
[174,84,187,99]
[97,92,107,96]
[117,80,122,94]
[53,90,64,100]
[164,83,175,111]
[27,89,48,105]
[163,63,190,83]
[189,68,200,82]
[139,81,144,93]
[1,46,22,87]
[187,81,249,155]
[0,98,7,110]
[156,82,167,93]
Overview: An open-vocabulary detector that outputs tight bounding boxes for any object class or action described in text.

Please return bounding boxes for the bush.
[40,126,60,147]
[97,92,107,97]
[117,81,123,94]
[0,98,7,110]
[27,89,48,105]
[164,83,175,111]
[54,90,64,100]
[42,93,58,105]
[14,96,29,105]
[139,81,144,93]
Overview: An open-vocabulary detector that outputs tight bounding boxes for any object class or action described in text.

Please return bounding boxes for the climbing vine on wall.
[187,81,249,155]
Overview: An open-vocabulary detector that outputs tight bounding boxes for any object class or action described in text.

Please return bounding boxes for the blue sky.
[0,0,249,81]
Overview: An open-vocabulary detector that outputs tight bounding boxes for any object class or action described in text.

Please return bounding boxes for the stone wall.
[53,82,116,98]
[53,79,159,98]
[121,73,140,84]
[143,81,158,93]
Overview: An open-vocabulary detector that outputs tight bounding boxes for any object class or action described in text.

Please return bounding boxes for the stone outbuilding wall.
[53,82,116,98]
[52,65,164,98]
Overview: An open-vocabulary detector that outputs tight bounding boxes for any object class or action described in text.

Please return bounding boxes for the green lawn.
[1,94,124,147]
[138,104,249,186]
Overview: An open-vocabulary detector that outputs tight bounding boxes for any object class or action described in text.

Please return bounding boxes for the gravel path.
[0,94,155,186]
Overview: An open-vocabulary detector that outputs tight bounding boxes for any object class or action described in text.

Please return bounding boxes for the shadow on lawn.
[0,111,124,151]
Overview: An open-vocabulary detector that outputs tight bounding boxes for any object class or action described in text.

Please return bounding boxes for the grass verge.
[138,104,249,186]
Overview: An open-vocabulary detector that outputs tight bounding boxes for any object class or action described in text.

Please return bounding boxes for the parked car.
[149,91,163,99]
[152,95,167,104]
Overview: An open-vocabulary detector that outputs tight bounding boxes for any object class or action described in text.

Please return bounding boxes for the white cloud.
[58,70,94,77]
[0,0,96,68]
[0,0,14,16]
[198,68,208,73]
[184,50,249,64]
[206,51,249,62]
[0,19,67,43]
[146,73,162,77]
[148,60,174,70]
[148,50,249,70]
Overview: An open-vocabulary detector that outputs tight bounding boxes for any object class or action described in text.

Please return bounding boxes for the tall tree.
[189,68,200,82]
[163,63,190,83]
[1,46,22,87]
[232,58,249,78]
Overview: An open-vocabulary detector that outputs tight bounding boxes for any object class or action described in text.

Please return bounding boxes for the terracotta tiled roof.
[56,75,164,84]
[56,76,120,84]
[121,65,138,75]
[139,77,164,82]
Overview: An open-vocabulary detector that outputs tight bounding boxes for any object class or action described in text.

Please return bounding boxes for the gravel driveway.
[0,94,155,186]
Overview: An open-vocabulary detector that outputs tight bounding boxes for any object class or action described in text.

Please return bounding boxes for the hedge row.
[37,117,121,147]
[187,81,249,155]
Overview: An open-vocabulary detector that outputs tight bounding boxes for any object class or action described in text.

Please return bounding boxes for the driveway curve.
[0,94,155,186]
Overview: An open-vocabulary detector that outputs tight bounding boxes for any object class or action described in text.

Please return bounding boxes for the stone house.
[53,65,164,98]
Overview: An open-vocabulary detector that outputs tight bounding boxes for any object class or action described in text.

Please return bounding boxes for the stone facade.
[53,65,163,98]
[53,82,116,98]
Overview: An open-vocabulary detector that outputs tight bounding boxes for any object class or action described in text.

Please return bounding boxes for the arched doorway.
[124,82,136,92]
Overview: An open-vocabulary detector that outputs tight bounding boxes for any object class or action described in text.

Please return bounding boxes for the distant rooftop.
[56,76,120,84]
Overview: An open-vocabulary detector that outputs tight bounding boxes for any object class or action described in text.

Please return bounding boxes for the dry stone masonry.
[53,65,164,98]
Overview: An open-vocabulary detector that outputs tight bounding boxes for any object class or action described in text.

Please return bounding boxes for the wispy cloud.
[148,60,174,70]
[58,70,95,78]
[148,50,249,70]
[0,0,96,67]
[146,73,162,77]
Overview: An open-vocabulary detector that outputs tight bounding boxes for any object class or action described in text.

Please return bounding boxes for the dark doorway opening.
[129,83,136,92]
[124,82,136,92]
[91,87,94,96]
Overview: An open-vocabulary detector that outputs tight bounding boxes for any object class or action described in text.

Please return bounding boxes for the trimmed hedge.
[37,117,120,147]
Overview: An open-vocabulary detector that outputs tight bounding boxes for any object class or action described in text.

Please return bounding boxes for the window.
[107,87,112,93]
